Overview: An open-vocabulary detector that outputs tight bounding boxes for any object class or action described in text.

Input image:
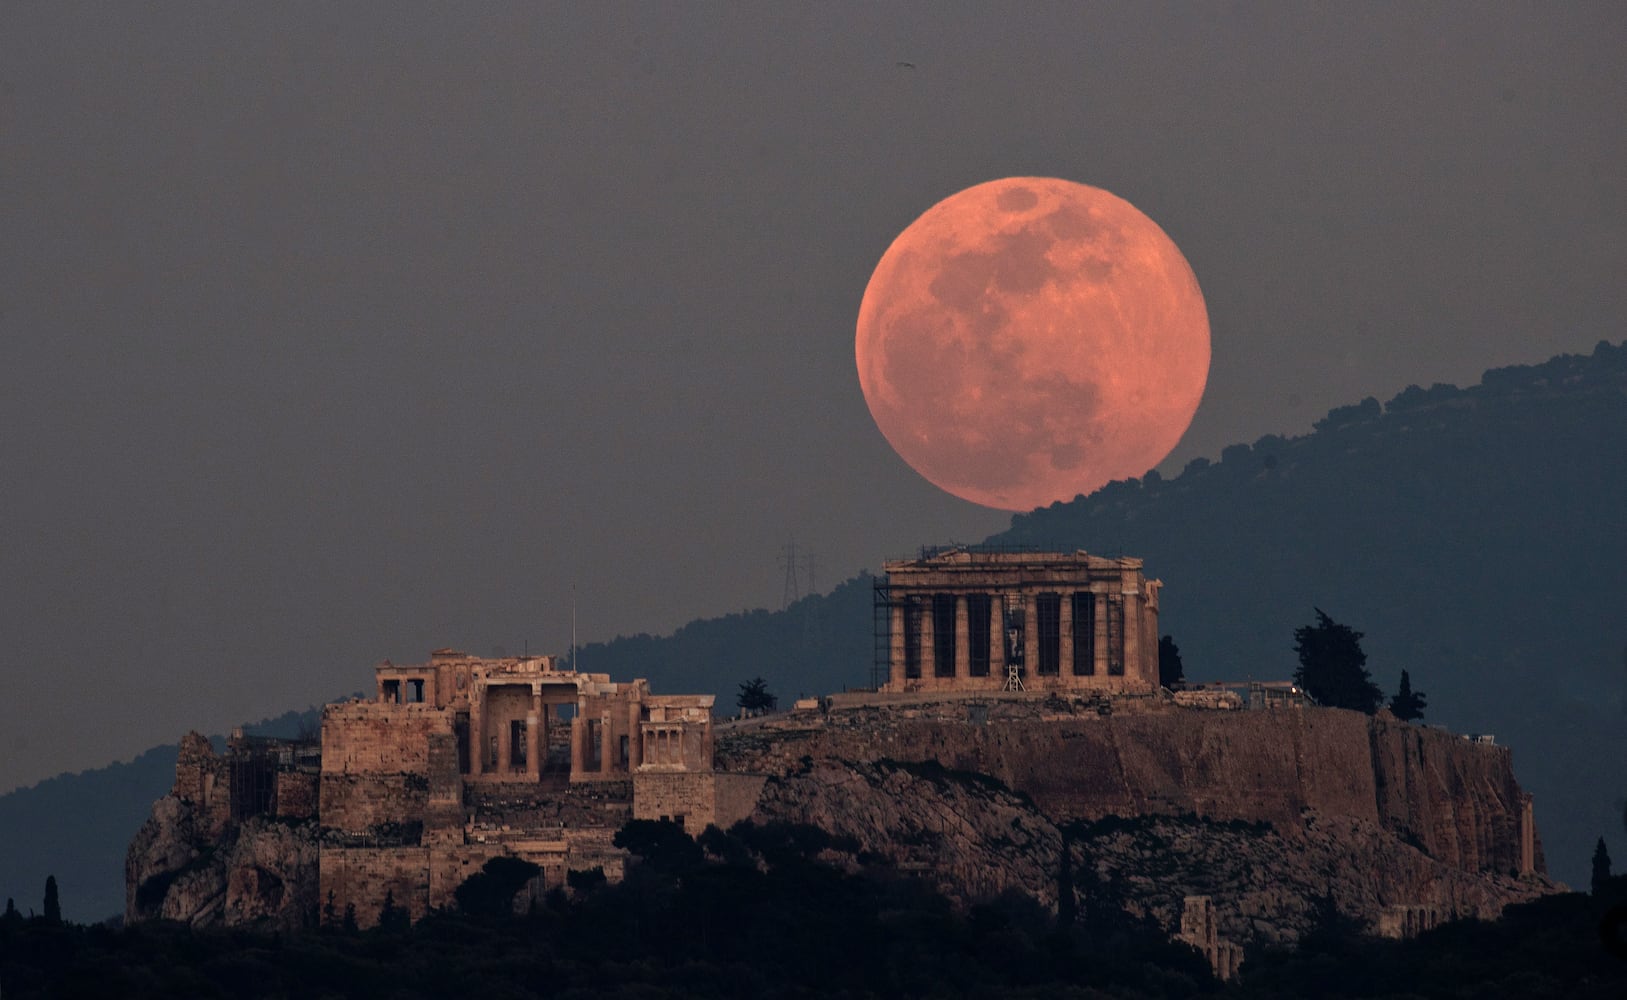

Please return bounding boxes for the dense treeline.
[2,825,1624,998]
[1,821,1214,999]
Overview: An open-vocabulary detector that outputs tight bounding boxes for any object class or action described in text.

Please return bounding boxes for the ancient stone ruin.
[127,548,1561,952]
[129,650,763,929]
[876,548,1161,694]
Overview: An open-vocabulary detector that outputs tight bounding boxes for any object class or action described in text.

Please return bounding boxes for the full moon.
[855,177,1210,511]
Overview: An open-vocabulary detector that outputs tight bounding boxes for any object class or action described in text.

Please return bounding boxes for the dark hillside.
[0,707,321,923]
[586,340,1627,886]
[995,340,1627,888]
[569,572,879,709]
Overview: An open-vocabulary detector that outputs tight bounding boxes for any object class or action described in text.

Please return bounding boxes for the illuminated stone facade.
[317,649,745,927]
[879,550,1161,695]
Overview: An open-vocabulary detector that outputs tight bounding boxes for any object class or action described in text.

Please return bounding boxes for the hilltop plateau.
[720,695,1556,948]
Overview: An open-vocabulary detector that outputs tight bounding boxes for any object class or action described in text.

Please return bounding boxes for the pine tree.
[1293,609,1383,713]
[3,897,20,923]
[379,888,408,932]
[1388,669,1428,721]
[322,889,337,927]
[736,677,775,713]
[1593,837,1613,894]
[42,875,61,925]
[341,902,358,934]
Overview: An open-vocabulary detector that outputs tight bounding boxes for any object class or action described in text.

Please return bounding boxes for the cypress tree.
[1388,670,1428,721]
[43,875,61,925]
[1593,837,1613,894]
[1158,635,1186,689]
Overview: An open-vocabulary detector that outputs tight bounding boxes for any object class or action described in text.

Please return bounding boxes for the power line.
[778,540,800,610]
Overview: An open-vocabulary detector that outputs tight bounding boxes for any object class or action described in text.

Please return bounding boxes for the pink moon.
[855,177,1211,511]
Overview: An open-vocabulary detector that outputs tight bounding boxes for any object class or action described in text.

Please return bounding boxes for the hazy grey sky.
[3,2,1624,793]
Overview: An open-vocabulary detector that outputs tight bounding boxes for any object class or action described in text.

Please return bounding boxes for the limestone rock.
[127,800,319,931]
[722,700,1561,948]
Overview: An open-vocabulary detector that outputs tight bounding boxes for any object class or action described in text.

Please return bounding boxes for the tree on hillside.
[455,856,542,918]
[1293,609,1383,714]
[3,897,19,924]
[1388,669,1427,721]
[1157,635,1186,689]
[42,875,61,925]
[378,889,409,932]
[1594,837,1613,894]
[736,676,776,713]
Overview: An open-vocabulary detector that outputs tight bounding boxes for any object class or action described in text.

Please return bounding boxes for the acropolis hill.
[126,550,1559,955]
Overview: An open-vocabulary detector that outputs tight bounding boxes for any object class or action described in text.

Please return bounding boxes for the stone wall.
[633,772,768,831]
[321,702,448,775]
[172,730,231,839]
[718,699,1539,878]
[275,772,318,820]
[319,847,432,928]
[319,702,454,839]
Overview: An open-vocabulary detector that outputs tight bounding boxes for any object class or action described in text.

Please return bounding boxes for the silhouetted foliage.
[340,902,357,934]
[615,818,706,874]
[7,824,1627,998]
[454,856,542,918]
[2,897,19,924]
[1388,669,1427,721]
[321,889,337,927]
[377,888,409,932]
[1595,837,1613,894]
[735,676,776,712]
[1158,634,1186,689]
[1313,395,1381,432]
[41,875,60,925]
[1293,609,1383,714]
[565,866,606,895]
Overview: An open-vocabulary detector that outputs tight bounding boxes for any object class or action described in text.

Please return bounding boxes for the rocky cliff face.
[125,732,319,931]
[719,698,1559,946]
[129,701,1559,944]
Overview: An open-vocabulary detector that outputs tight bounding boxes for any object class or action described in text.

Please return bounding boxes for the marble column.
[468,682,484,776]
[497,707,511,775]
[919,599,935,679]
[570,696,587,778]
[1122,586,1142,684]
[890,604,906,688]
[990,597,1004,677]
[1023,593,1039,678]
[1094,594,1109,676]
[1059,593,1074,677]
[526,688,542,779]
[599,711,614,775]
[626,701,643,771]
[954,596,970,680]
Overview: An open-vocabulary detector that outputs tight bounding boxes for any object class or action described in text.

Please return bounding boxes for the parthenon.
[876,548,1161,695]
